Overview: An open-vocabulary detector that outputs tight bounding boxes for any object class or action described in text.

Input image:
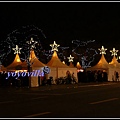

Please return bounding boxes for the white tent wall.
[31,76,39,87]
[58,68,78,83]
[30,67,44,87]
[108,66,120,81]
[47,67,78,84]
[47,67,57,84]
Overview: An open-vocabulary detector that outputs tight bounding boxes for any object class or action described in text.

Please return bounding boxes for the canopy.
[6,53,23,70]
[47,51,69,68]
[87,54,109,71]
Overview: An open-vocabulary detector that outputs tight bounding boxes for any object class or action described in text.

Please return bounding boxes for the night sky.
[1,1,120,66]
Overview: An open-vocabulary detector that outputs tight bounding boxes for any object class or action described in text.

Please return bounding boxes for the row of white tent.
[0,47,119,87]
[86,54,120,81]
[0,50,80,87]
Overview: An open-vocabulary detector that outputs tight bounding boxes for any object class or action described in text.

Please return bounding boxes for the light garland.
[71,39,98,68]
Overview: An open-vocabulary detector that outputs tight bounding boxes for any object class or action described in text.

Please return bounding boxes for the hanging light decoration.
[12,45,22,54]
[50,41,60,52]
[67,55,74,62]
[98,46,107,54]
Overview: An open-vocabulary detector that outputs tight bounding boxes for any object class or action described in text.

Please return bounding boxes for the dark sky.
[1,1,120,66]
[0,2,120,48]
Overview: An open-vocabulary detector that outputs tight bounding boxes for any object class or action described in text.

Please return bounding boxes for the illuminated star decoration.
[12,45,22,54]
[110,48,118,56]
[26,37,38,49]
[67,55,74,62]
[50,41,60,52]
[98,46,107,54]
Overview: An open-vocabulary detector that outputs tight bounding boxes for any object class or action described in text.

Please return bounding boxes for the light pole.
[26,37,38,87]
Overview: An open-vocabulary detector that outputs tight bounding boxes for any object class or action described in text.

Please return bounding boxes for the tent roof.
[109,56,120,68]
[87,54,109,70]
[109,56,119,65]
[21,50,46,68]
[0,65,7,71]
[47,51,70,68]
[30,50,46,67]
[6,53,23,70]
[69,62,75,68]
[76,62,82,69]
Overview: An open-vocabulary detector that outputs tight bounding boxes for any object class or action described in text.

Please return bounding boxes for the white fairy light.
[50,41,60,52]
[110,48,118,56]
[98,46,107,54]
[12,45,22,54]
[67,55,74,62]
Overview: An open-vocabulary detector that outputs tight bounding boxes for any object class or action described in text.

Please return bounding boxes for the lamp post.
[26,37,38,87]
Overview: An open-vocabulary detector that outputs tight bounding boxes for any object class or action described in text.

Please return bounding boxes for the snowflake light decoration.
[98,46,107,54]
[110,48,118,56]
[50,41,60,52]
[67,55,74,62]
[12,45,22,54]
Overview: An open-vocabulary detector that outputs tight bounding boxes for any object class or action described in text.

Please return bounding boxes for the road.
[0,82,120,118]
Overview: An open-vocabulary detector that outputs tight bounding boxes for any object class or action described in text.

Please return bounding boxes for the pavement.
[0,81,119,118]
[1,81,117,92]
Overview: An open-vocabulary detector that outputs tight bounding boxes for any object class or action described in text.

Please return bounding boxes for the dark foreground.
[0,82,120,118]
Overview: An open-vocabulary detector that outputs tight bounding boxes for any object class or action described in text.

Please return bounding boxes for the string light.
[71,39,98,68]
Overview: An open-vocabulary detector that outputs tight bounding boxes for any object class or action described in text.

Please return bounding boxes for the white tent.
[46,51,78,83]
[28,50,46,87]
[69,62,74,68]
[86,54,120,81]
[108,56,120,81]
[86,54,109,71]
[6,53,23,71]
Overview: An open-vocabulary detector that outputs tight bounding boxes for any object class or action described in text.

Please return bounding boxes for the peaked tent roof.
[87,54,109,70]
[0,65,7,71]
[30,50,46,67]
[76,62,82,69]
[21,50,46,68]
[109,56,120,68]
[6,53,23,70]
[69,62,75,68]
[47,51,70,68]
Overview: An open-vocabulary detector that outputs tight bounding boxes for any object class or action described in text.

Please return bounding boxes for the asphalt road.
[0,82,120,118]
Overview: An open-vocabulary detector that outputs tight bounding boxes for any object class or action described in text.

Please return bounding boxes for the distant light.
[77,69,84,72]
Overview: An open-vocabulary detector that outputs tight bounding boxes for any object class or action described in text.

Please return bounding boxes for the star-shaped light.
[50,41,60,52]
[26,37,34,44]
[110,48,118,56]
[67,55,74,62]
[98,46,107,54]
[12,45,22,54]
[26,37,38,49]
